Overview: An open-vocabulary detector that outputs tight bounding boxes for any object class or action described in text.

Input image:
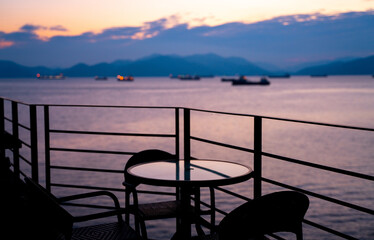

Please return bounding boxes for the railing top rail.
[0,96,31,106]
[2,97,373,132]
[188,107,374,132]
[36,104,177,109]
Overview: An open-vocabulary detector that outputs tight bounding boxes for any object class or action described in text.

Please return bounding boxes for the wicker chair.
[24,177,141,240]
[123,149,216,239]
[191,191,309,240]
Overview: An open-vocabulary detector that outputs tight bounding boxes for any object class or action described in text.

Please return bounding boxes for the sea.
[0,76,373,239]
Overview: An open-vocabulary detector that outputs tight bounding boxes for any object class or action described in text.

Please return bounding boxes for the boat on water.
[117,75,134,81]
[95,76,108,80]
[178,74,200,80]
[169,74,201,80]
[36,73,65,80]
[232,77,270,86]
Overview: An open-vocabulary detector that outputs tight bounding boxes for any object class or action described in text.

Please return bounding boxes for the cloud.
[49,25,68,32]
[96,26,142,40]
[0,39,14,49]
[0,11,373,68]
[20,24,47,32]
[1,30,39,43]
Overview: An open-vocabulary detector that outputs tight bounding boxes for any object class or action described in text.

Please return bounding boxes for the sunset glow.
[0,0,373,68]
[1,0,373,38]
[0,40,14,49]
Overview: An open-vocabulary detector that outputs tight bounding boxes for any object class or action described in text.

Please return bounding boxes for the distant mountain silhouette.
[297,55,374,75]
[1,54,373,78]
[0,54,267,77]
[0,60,61,78]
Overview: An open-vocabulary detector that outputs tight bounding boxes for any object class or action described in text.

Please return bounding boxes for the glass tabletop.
[127,159,253,187]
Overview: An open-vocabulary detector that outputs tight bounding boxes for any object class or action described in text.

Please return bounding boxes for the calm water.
[1,76,373,239]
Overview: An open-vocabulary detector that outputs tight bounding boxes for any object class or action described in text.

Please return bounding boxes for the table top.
[127,159,253,187]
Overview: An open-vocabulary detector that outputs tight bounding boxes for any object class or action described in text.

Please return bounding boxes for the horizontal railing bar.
[136,189,176,196]
[0,97,30,106]
[50,147,135,155]
[267,233,286,240]
[191,136,254,153]
[214,186,252,201]
[263,117,374,132]
[51,183,176,196]
[4,120,31,131]
[262,177,374,215]
[19,170,28,178]
[52,183,125,192]
[19,154,31,165]
[50,129,175,138]
[36,104,176,109]
[18,122,31,131]
[189,108,256,117]
[262,152,374,181]
[2,98,374,131]
[4,116,11,122]
[19,139,31,148]
[190,196,228,216]
[51,165,123,174]
[303,219,358,240]
[189,108,374,132]
[3,118,30,131]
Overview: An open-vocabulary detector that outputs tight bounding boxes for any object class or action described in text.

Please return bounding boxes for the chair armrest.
[58,190,123,222]
[59,191,119,205]
[73,208,129,223]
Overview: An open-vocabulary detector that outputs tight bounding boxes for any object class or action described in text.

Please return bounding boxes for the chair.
[123,149,216,239]
[192,191,309,240]
[24,177,142,240]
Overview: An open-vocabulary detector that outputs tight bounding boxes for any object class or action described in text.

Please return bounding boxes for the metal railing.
[186,108,374,240]
[1,98,39,181]
[1,96,373,240]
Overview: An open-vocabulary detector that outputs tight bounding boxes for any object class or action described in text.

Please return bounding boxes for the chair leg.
[296,225,303,240]
[140,219,148,240]
[209,187,215,234]
[194,187,205,236]
[125,191,130,223]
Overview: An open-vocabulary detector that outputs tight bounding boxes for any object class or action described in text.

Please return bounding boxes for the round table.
[127,159,253,239]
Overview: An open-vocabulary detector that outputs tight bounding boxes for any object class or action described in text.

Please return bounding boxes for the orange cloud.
[0,40,14,49]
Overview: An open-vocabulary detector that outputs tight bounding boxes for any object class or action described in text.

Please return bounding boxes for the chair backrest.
[24,177,74,239]
[218,191,309,240]
[124,149,176,186]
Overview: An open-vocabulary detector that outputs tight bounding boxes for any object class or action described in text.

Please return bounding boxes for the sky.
[0,0,374,68]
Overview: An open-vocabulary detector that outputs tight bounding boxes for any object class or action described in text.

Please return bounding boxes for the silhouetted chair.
[191,191,309,240]
[24,177,141,240]
[123,149,216,239]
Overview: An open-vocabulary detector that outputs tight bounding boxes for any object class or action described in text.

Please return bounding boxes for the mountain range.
[0,53,373,78]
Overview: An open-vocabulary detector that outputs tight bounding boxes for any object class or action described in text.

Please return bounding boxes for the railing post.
[183,108,191,162]
[253,116,262,199]
[44,105,51,191]
[0,98,5,162]
[175,107,180,159]
[30,105,39,182]
[182,108,192,238]
[12,101,20,178]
